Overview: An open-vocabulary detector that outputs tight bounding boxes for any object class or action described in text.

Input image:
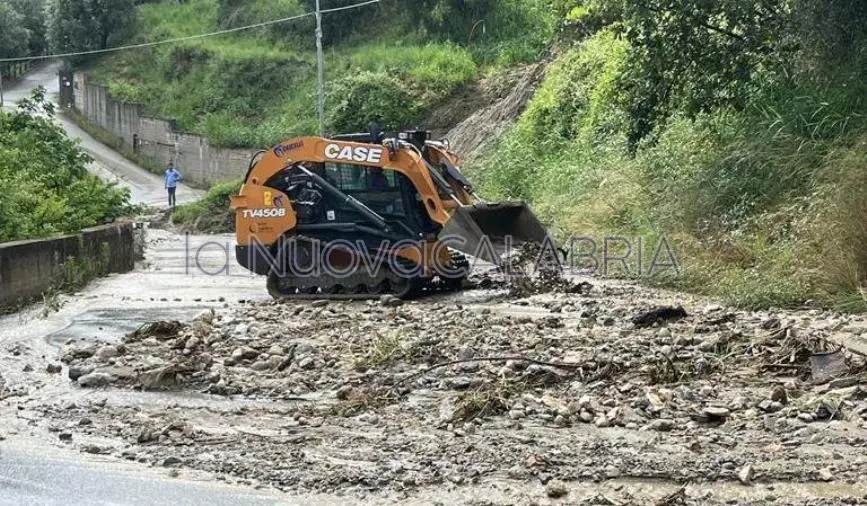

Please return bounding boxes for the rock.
[758,399,783,413]
[58,432,72,441]
[138,365,180,390]
[193,309,215,325]
[184,337,201,351]
[298,357,315,370]
[703,406,731,419]
[311,300,329,308]
[829,376,859,389]
[458,347,474,361]
[632,306,687,328]
[650,419,675,432]
[380,295,403,307]
[738,464,754,485]
[267,344,285,356]
[78,372,116,388]
[798,412,815,423]
[770,386,788,404]
[545,479,569,498]
[162,456,183,467]
[68,346,96,359]
[818,467,834,482]
[137,428,158,443]
[46,363,62,374]
[250,360,271,371]
[81,444,105,454]
[231,347,258,362]
[95,345,120,361]
[22,364,33,372]
[265,355,283,370]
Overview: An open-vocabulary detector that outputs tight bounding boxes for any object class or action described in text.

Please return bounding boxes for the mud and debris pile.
[41,283,867,503]
[469,242,592,297]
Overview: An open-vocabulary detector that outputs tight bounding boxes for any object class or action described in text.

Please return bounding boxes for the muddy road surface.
[5,249,867,504]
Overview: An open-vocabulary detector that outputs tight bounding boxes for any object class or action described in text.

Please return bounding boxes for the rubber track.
[266,242,469,301]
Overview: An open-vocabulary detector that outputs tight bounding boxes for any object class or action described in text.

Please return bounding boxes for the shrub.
[171,178,242,233]
[327,71,419,133]
[0,89,131,242]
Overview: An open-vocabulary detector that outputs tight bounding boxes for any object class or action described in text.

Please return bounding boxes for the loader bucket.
[440,202,553,262]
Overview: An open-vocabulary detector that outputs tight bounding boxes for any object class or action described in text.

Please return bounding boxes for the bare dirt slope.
[443,62,546,162]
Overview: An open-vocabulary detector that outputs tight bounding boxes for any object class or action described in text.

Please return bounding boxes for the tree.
[572,0,867,145]
[606,0,788,146]
[0,87,130,242]
[9,0,48,55]
[47,0,136,57]
[0,1,30,59]
[402,0,497,42]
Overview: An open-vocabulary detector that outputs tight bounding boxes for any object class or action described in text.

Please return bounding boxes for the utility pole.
[315,0,325,136]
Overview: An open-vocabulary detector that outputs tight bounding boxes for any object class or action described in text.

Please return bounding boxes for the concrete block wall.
[0,223,135,308]
[72,73,257,187]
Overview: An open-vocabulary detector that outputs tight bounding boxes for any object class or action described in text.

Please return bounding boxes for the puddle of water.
[45,306,205,347]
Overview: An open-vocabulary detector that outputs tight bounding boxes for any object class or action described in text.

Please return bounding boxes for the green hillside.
[84,0,555,148]
[471,1,867,310]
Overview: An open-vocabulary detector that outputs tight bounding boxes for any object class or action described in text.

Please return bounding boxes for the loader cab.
[265,161,439,246]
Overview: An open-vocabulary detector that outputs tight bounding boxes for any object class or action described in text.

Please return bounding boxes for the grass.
[171,179,241,232]
[469,29,867,310]
[82,0,551,149]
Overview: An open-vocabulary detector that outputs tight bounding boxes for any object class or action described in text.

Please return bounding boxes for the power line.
[0,0,381,63]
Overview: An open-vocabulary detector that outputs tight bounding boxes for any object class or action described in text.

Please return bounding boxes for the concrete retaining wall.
[72,73,256,187]
[0,223,135,308]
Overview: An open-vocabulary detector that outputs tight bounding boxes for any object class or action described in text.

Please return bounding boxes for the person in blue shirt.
[165,164,182,207]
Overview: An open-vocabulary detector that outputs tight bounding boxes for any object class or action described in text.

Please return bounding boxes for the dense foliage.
[1,0,137,62]
[0,0,46,59]
[473,1,867,309]
[0,89,131,242]
[46,0,137,59]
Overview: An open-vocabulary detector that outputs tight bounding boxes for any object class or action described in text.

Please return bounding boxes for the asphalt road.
[2,62,202,206]
[0,443,291,506]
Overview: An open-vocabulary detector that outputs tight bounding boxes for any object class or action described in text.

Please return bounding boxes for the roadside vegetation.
[170,179,241,233]
[0,89,131,242]
[472,1,867,310]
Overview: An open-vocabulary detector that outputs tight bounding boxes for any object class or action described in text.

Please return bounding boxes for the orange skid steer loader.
[231,130,555,299]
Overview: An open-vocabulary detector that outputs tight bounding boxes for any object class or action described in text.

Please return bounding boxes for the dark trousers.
[168,187,177,207]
